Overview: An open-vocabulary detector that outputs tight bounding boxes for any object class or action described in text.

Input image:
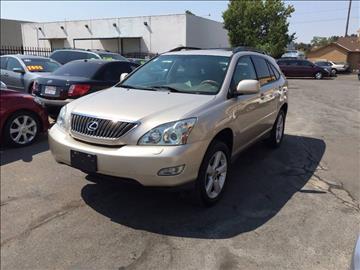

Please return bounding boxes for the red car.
[0,87,49,146]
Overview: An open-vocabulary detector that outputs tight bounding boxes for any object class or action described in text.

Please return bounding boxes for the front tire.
[195,141,230,206]
[315,72,323,80]
[267,110,286,148]
[4,111,40,147]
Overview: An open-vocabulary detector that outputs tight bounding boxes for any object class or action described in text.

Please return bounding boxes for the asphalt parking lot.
[1,75,359,270]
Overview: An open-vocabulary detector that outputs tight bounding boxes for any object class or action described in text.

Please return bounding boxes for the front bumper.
[48,124,208,187]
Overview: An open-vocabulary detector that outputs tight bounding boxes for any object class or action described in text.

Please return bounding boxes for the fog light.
[158,165,185,176]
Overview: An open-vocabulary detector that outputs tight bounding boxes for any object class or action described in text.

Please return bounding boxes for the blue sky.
[1,1,359,43]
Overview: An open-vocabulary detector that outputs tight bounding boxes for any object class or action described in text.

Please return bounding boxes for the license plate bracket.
[44,86,57,96]
[70,150,97,173]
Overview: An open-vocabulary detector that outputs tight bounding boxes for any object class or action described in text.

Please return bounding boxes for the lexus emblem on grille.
[87,121,99,132]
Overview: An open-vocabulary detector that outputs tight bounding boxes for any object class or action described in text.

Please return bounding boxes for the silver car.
[49,47,288,206]
[0,55,61,93]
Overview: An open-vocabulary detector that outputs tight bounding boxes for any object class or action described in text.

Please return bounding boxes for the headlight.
[138,118,196,145]
[56,105,69,130]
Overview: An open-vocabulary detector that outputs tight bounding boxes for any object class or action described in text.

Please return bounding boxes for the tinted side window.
[300,61,312,67]
[266,61,276,82]
[268,62,281,80]
[50,51,67,64]
[252,56,272,85]
[7,58,23,71]
[232,56,257,88]
[0,57,8,69]
[277,60,287,66]
[51,51,100,64]
[99,62,134,82]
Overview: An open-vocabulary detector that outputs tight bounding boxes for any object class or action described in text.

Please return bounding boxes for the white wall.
[21,14,187,54]
[185,14,229,48]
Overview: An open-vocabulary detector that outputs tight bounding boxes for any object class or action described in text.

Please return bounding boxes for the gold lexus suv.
[49,47,288,206]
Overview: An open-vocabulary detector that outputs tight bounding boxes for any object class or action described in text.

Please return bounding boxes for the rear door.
[251,55,278,132]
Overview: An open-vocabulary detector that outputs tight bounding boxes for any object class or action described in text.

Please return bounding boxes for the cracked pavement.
[1,75,359,270]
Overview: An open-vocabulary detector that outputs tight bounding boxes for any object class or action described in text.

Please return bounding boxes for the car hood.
[68,87,215,123]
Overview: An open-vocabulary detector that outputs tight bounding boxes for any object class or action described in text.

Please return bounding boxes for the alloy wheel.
[9,115,38,145]
[276,113,284,143]
[205,151,227,199]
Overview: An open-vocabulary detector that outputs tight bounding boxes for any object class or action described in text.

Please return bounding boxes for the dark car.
[0,55,61,93]
[0,87,49,146]
[33,59,139,113]
[277,59,330,79]
[314,61,336,76]
[49,49,129,65]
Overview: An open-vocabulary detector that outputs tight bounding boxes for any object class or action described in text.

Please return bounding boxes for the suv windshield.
[119,55,230,94]
[23,58,61,72]
[98,53,128,61]
[52,61,102,78]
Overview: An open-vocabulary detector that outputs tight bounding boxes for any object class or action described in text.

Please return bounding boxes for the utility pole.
[345,0,352,37]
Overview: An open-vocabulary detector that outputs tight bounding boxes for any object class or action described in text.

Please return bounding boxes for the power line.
[292,17,359,24]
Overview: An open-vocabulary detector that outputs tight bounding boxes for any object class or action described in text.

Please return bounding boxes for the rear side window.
[51,51,99,64]
[251,56,272,86]
[52,61,103,78]
[98,62,135,82]
[300,60,313,67]
[232,56,257,87]
[7,58,23,71]
[267,62,281,80]
[0,57,8,69]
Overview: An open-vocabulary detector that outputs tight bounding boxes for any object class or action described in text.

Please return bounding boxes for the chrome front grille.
[70,113,136,140]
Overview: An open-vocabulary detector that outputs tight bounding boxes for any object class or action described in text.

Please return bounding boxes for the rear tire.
[4,111,40,147]
[194,140,230,207]
[267,110,286,148]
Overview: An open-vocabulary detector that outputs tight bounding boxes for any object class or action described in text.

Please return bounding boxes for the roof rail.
[233,46,267,55]
[168,46,202,52]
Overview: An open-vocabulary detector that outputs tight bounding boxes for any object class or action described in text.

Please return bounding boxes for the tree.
[294,42,311,53]
[222,0,295,58]
[310,36,339,48]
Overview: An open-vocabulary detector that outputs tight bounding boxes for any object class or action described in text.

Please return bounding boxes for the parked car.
[327,60,349,74]
[0,87,49,146]
[277,59,330,79]
[314,61,336,76]
[281,50,305,59]
[0,55,61,93]
[33,59,139,114]
[49,49,129,65]
[128,58,148,65]
[48,47,288,206]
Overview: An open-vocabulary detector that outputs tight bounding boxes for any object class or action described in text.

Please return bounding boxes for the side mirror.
[120,73,128,82]
[235,79,260,95]
[0,81,7,89]
[13,67,25,74]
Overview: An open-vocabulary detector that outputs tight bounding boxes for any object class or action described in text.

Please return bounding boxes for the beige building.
[0,19,30,46]
[307,36,360,71]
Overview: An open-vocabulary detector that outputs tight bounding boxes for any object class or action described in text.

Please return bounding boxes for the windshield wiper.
[150,85,183,93]
[118,84,155,91]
